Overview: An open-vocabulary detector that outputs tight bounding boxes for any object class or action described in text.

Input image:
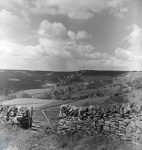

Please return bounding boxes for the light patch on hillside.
[6,78,21,81]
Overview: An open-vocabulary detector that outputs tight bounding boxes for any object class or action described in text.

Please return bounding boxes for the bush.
[111,95,129,103]
[89,91,95,98]
[96,89,102,97]
[22,93,32,98]
[63,92,71,100]
[41,92,52,99]
[7,94,17,100]
[82,102,90,107]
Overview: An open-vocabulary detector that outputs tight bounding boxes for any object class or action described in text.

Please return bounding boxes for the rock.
[128,121,136,128]
[121,135,128,141]
[103,126,110,131]
[135,120,142,128]
[105,121,111,124]
[135,129,141,134]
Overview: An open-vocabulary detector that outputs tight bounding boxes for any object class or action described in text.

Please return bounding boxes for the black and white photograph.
[0,0,142,149]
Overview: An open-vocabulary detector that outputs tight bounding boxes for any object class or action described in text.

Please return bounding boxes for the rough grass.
[1,124,142,150]
[56,133,142,150]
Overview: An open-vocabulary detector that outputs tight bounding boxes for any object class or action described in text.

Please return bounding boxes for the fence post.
[29,107,33,128]
[42,110,54,132]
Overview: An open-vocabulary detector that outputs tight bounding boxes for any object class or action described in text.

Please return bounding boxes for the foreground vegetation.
[1,124,142,150]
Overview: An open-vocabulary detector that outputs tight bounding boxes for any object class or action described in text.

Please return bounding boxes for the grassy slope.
[1,72,142,150]
[1,124,142,150]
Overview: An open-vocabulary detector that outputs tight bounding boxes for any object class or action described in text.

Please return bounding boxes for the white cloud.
[38,20,92,41]
[0,30,6,38]
[0,9,30,29]
[114,7,128,18]
[37,20,96,60]
[127,24,142,43]
[0,40,49,70]
[106,0,125,8]
[0,40,75,71]
[0,9,31,41]
[105,24,142,71]
[68,30,92,41]
[0,0,29,12]
[38,20,68,40]
[31,0,127,19]
[107,0,128,18]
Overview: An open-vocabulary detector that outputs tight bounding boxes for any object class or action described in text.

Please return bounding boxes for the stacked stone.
[0,105,30,128]
[58,103,142,143]
[14,106,29,125]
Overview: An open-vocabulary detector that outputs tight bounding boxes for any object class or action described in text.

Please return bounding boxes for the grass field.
[0,98,57,109]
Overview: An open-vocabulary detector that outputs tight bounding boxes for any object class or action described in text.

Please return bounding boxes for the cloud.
[38,20,68,40]
[127,24,142,43]
[0,30,6,38]
[107,0,128,18]
[0,40,47,70]
[0,9,30,29]
[0,9,31,41]
[38,20,92,41]
[106,0,125,8]
[113,7,128,18]
[0,0,29,12]
[68,30,92,41]
[0,18,95,71]
[37,20,96,60]
[104,24,142,71]
[0,40,75,71]
[30,0,127,19]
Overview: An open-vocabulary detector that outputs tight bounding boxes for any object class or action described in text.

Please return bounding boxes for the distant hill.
[0,69,130,94]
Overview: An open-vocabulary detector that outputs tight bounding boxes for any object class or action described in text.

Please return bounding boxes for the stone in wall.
[58,103,142,143]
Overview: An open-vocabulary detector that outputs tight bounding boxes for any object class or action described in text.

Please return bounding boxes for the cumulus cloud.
[0,40,76,71]
[107,0,128,18]
[68,30,92,41]
[0,0,29,12]
[104,24,142,71]
[38,20,68,40]
[37,20,97,60]
[0,9,30,29]
[30,0,128,19]
[0,9,31,41]
[0,40,56,70]
[38,20,92,41]
[127,24,142,43]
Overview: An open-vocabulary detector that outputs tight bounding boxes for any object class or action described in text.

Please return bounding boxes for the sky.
[0,0,142,71]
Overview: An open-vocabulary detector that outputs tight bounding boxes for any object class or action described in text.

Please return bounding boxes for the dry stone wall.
[0,106,30,128]
[58,103,142,143]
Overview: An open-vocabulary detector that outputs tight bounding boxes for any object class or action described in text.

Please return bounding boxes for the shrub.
[22,93,32,98]
[63,92,71,100]
[89,91,95,98]
[82,102,90,107]
[96,89,102,97]
[111,95,129,103]
[114,92,120,96]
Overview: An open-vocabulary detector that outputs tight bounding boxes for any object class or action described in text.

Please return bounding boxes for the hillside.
[0,69,130,95]
[1,70,142,150]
